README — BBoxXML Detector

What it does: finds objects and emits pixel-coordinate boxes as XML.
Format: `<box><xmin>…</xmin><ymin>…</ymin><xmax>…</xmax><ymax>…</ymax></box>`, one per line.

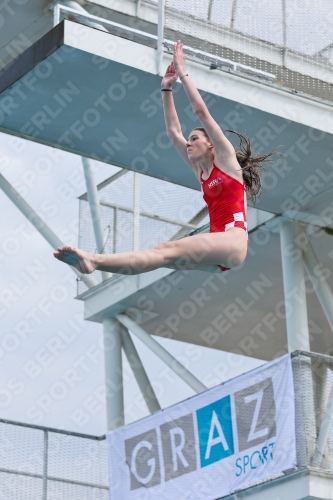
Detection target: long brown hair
<box><xmin>193</xmin><ymin>127</ymin><xmax>281</xmax><ymax>203</ymax></box>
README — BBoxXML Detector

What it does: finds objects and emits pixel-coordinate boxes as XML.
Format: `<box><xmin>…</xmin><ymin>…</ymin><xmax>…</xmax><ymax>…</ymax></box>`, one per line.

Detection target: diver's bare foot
<box><xmin>53</xmin><ymin>246</ymin><xmax>96</xmax><ymax>274</ymax></box>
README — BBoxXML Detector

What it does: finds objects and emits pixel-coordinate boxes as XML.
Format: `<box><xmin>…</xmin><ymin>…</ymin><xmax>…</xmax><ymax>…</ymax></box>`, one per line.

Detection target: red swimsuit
<box><xmin>201</xmin><ymin>164</ymin><xmax>248</xmax><ymax>271</ymax></box>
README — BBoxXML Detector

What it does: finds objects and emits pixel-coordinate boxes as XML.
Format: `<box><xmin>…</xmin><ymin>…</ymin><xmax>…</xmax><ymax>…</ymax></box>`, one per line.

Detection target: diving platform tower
<box><xmin>1</xmin><ymin>1</ymin><xmax>333</xmax><ymax>498</ymax></box>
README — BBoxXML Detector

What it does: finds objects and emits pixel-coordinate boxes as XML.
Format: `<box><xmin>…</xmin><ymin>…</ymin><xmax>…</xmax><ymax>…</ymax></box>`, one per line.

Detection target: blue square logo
<box><xmin>196</xmin><ymin>396</ymin><xmax>234</xmax><ymax>468</ymax></box>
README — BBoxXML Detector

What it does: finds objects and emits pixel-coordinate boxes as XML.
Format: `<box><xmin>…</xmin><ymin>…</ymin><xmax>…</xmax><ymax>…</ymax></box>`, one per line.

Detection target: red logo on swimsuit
<box><xmin>208</xmin><ymin>177</ymin><xmax>223</xmax><ymax>189</ymax></box>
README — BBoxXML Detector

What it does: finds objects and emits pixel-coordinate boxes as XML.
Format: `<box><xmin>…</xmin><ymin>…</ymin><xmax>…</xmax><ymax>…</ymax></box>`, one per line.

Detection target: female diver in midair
<box><xmin>54</xmin><ymin>41</ymin><xmax>275</xmax><ymax>275</ymax></box>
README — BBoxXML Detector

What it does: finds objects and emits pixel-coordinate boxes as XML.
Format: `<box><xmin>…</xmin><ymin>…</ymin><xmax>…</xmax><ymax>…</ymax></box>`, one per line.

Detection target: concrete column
<box><xmin>280</xmin><ymin>219</ymin><xmax>309</xmax><ymax>351</ymax></box>
<box><xmin>103</xmin><ymin>318</ymin><xmax>124</xmax><ymax>430</ymax></box>
<box><xmin>281</xmin><ymin>222</ymin><xmax>314</xmax><ymax>465</ymax></box>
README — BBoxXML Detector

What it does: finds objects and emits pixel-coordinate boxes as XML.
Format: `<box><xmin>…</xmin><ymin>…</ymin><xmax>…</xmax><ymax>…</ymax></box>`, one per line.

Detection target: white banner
<box><xmin>107</xmin><ymin>354</ymin><xmax>296</xmax><ymax>500</ymax></box>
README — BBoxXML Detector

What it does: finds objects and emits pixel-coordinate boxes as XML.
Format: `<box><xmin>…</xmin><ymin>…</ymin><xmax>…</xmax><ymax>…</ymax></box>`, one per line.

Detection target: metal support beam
<box><xmin>113</xmin><ymin>207</ymin><xmax>118</xmax><ymax>254</ymax></box>
<box><xmin>103</xmin><ymin>318</ymin><xmax>124</xmax><ymax>430</ymax></box>
<box><xmin>283</xmin><ymin>209</ymin><xmax>333</xmax><ymax>229</ymax></box>
<box><xmin>164</xmin><ymin>40</ymin><xmax>276</xmax><ymax>81</ymax></box>
<box><xmin>42</xmin><ymin>430</ymin><xmax>48</xmax><ymax>500</ymax></box>
<box><xmin>100</xmin><ymin>200</ymin><xmax>198</xmax><ymax>229</ymax></box>
<box><xmin>82</xmin><ymin>157</ymin><xmax>105</xmax><ymax>254</ymax></box>
<box><xmin>300</xmin><ymin>227</ymin><xmax>333</xmax><ymax>332</ymax></box>
<box><xmin>157</xmin><ymin>0</ymin><xmax>165</xmax><ymax>75</ymax></box>
<box><xmin>133</xmin><ymin>172</ymin><xmax>140</xmax><ymax>251</ymax></box>
<box><xmin>207</xmin><ymin>0</ymin><xmax>214</xmax><ymax>21</ymax></box>
<box><xmin>0</xmin><ymin>173</ymin><xmax>97</xmax><ymax>289</ymax></box>
<box><xmin>53</xmin><ymin>3</ymin><xmax>61</xmax><ymax>25</ymax></box>
<box><xmin>121</xmin><ymin>325</ymin><xmax>161</xmax><ymax>414</ymax></box>
<box><xmin>312</xmin><ymin>380</ymin><xmax>333</xmax><ymax>468</ymax></box>
<box><xmin>311</xmin><ymin>362</ymin><xmax>331</xmax><ymax>469</ymax></box>
<box><xmin>280</xmin><ymin>219</ymin><xmax>309</xmax><ymax>351</ymax></box>
<box><xmin>170</xmin><ymin>206</ymin><xmax>208</xmax><ymax>240</ymax></box>
<box><xmin>116</xmin><ymin>314</ymin><xmax>207</xmax><ymax>394</ymax></box>
<box><xmin>281</xmin><ymin>0</ymin><xmax>287</xmax><ymax>67</ymax></box>
<box><xmin>82</xmin><ymin>157</ymin><xmax>110</xmax><ymax>281</ymax></box>
<box><xmin>230</xmin><ymin>0</ymin><xmax>237</xmax><ymax>28</ymax></box>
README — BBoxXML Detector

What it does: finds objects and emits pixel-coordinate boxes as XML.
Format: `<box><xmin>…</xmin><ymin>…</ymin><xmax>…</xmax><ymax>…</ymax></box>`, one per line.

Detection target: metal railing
<box><xmin>0</xmin><ymin>419</ymin><xmax>108</xmax><ymax>499</ymax></box>
<box><xmin>77</xmin><ymin>169</ymin><xmax>209</xmax><ymax>294</ymax></box>
<box><xmin>53</xmin><ymin>3</ymin><xmax>282</xmax><ymax>81</ymax></box>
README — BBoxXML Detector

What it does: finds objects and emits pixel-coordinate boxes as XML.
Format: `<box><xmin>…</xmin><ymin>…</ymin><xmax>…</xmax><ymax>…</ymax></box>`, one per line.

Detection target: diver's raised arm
<box><xmin>161</xmin><ymin>61</ymin><xmax>198</xmax><ymax>172</ymax></box>
<box><xmin>161</xmin><ymin>62</ymin><xmax>181</xmax><ymax>137</ymax></box>
<box><xmin>173</xmin><ymin>41</ymin><xmax>235</xmax><ymax>161</ymax></box>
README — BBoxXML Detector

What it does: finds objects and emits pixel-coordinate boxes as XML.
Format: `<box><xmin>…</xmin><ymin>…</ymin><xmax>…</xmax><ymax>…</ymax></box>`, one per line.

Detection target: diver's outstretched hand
<box><xmin>173</xmin><ymin>40</ymin><xmax>186</xmax><ymax>77</ymax></box>
<box><xmin>161</xmin><ymin>61</ymin><xmax>178</xmax><ymax>89</ymax></box>
<box><xmin>53</xmin><ymin>246</ymin><xmax>96</xmax><ymax>274</ymax></box>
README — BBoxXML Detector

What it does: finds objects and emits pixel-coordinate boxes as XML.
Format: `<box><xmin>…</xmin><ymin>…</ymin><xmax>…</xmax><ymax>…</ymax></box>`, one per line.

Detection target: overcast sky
<box><xmin>0</xmin><ymin>132</ymin><xmax>266</xmax><ymax>435</ymax></box>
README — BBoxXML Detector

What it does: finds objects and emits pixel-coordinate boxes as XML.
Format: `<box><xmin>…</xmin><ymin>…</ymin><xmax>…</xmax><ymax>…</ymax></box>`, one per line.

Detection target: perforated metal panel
<box><xmin>0</xmin><ymin>423</ymin><xmax>43</xmax><ymax>475</ymax></box>
<box><xmin>0</xmin><ymin>472</ymin><xmax>43</xmax><ymax>500</ymax></box>
<box><xmin>47</xmin><ymin>480</ymin><xmax>109</xmax><ymax>500</ymax></box>
<box><xmin>47</xmin><ymin>433</ymin><xmax>108</xmax><ymax>487</ymax></box>
<box><xmin>0</xmin><ymin>422</ymin><xmax>108</xmax><ymax>500</ymax></box>
<box><xmin>165</xmin><ymin>0</ymin><xmax>333</xmax><ymax>102</ymax></box>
